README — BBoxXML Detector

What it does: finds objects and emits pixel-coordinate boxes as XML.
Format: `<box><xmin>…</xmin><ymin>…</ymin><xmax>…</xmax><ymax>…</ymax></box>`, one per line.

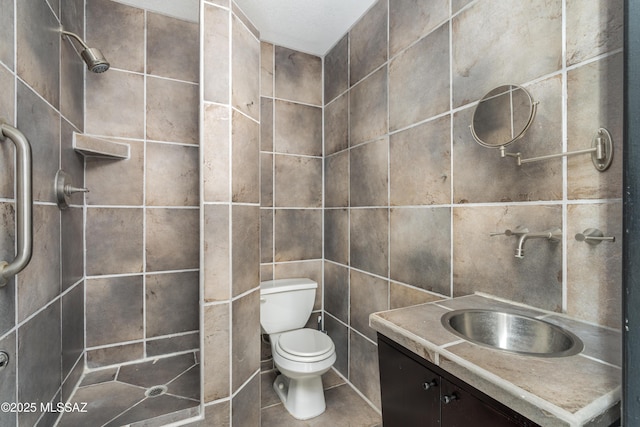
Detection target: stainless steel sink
<box><xmin>441</xmin><ymin>309</ymin><xmax>584</xmax><ymax>357</ymax></box>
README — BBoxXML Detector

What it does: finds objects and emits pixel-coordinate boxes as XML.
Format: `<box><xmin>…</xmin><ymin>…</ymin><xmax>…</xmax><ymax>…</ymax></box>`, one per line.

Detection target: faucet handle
<box><xmin>575</xmin><ymin>228</ymin><xmax>615</xmax><ymax>245</ymax></box>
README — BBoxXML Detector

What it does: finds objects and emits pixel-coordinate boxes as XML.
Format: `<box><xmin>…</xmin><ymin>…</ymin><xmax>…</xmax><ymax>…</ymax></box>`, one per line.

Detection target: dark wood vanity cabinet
<box><xmin>378</xmin><ymin>334</ymin><xmax>540</xmax><ymax>427</ymax></box>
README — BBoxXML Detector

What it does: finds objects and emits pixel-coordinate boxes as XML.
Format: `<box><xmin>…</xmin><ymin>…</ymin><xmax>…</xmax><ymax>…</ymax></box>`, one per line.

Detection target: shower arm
<box><xmin>61</xmin><ymin>30</ymin><xmax>90</xmax><ymax>51</ymax></box>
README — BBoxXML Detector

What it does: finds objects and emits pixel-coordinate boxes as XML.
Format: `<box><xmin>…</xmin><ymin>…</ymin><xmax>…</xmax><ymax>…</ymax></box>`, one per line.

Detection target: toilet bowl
<box><xmin>270</xmin><ymin>329</ymin><xmax>336</xmax><ymax>419</ymax></box>
<box><xmin>260</xmin><ymin>278</ymin><xmax>337</xmax><ymax>420</ymax></box>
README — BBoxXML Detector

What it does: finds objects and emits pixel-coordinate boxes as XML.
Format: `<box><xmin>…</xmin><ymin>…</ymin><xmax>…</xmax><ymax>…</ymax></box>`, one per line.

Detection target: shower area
<box><xmin>0</xmin><ymin>0</ymin><xmax>210</xmax><ymax>425</ymax></box>
<box><xmin>0</xmin><ymin>0</ymin><xmax>269</xmax><ymax>424</ymax></box>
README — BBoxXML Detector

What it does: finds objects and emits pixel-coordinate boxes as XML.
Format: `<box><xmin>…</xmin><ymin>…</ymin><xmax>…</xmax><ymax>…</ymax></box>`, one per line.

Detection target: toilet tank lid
<box><xmin>260</xmin><ymin>278</ymin><xmax>317</xmax><ymax>295</ymax></box>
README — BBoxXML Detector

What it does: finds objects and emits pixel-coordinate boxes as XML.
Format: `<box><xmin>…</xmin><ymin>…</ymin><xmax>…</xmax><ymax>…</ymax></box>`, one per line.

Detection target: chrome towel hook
<box><xmin>0</xmin><ymin>121</ymin><xmax>33</xmax><ymax>286</ymax></box>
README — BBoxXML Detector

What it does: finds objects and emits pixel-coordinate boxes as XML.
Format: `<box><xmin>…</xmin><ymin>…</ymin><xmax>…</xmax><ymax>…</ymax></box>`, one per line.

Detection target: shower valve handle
<box><xmin>64</xmin><ymin>184</ymin><xmax>89</xmax><ymax>196</ymax></box>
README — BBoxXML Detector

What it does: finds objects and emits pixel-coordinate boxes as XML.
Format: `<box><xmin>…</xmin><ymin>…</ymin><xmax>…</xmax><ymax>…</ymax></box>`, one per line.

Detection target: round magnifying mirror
<box><xmin>470</xmin><ymin>85</ymin><xmax>537</xmax><ymax>148</ymax></box>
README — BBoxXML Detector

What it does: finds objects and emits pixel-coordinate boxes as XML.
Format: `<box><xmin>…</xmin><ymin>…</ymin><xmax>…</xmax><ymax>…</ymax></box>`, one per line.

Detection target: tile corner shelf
<box><xmin>73</xmin><ymin>132</ymin><xmax>130</xmax><ymax>160</ymax></box>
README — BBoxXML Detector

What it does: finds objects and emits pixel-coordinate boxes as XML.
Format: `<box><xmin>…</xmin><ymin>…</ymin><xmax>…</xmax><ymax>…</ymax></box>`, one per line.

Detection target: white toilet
<box><xmin>260</xmin><ymin>278</ymin><xmax>336</xmax><ymax>420</ymax></box>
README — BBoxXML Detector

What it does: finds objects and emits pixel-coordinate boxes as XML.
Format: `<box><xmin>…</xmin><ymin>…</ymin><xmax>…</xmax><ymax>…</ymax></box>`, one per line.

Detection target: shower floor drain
<box><xmin>145</xmin><ymin>385</ymin><xmax>168</xmax><ymax>398</ymax></box>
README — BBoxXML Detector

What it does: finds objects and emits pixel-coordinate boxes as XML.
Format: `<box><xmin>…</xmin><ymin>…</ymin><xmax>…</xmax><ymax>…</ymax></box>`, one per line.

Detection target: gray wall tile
<box><xmin>62</xmin><ymin>283</ymin><xmax>84</xmax><ymax>377</ymax></box>
<box><xmin>453</xmin><ymin>205</ymin><xmax>563</xmax><ymax>311</ymax></box>
<box><xmin>146</xmin><ymin>208</ymin><xmax>199</xmax><ymax>272</ymax></box>
<box><xmin>203</xmin><ymin>205</ymin><xmax>230</xmax><ymax>302</ymax></box>
<box><xmin>146</xmin><ymin>271</ymin><xmax>199</xmax><ymax>337</ymax></box>
<box><xmin>274</xmin><ymin>155</ymin><xmax>322</xmax><ymax>207</ymax></box>
<box><xmin>232</xmin><ymin>110</ymin><xmax>260</xmax><ymax>203</ymax></box>
<box><xmin>260</xmin><ymin>97</ymin><xmax>273</xmax><ymax>151</ymax></box>
<box><xmin>86</xmin><ymin>140</ymin><xmax>144</xmax><ymax>206</ymax></box>
<box><xmin>324</xmin><ymin>93</ymin><xmax>349</xmax><ymax>155</ymax></box>
<box><xmin>275</xmin><ymin>46</ymin><xmax>322</xmax><ymax>106</ymax></box>
<box><xmin>324</xmin><ymin>35</ymin><xmax>348</xmax><ymax>103</ymax></box>
<box><xmin>147</xmin><ymin>77</ymin><xmax>199</xmax><ymax>144</ymax></box>
<box><xmin>0</xmin><ymin>0</ymin><xmax>14</xmax><ymax>70</ymax></box>
<box><xmin>567</xmin><ymin>53</ymin><xmax>623</xmax><ymax>200</ymax></box>
<box><xmin>350</xmin><ymin>270</ymin><xmax>388</xmax><ymax>340</ymax></box>
<box><xmin>203</xmin><ymin>303</ymin><xmax>230</xmax><ymax>402</ymax></box>
<box><xmin>232</xmin><ymin>374</ymin><xmax>260</xmax><ymax>426</ymax></box>
<box><xmin>261</xmin><ymin>43</ymin><xmax>274</xmax><ymax>97</ymax></box>
<box><xmin>389</xmin><ymin>0</ymin><xmax>449</xmax><ymax>57</ymax></box>
<box><xmin>0</xmin><ymin>203</ymin><xmax>15</xmax><ymax>336</ymax></box>
<box><xmin>274</xmin><ymin>100</ymin><xmax>322</xmax><ymax>156</ymax></box>
<box><xmin>0</xmin><ymin>332</ymin><xmax>16</xmax><ymax>426</ymax></box>
<box><xmin>350</xmin><ymin>208</ymin><xmax>388</xmax><ymax>278</ymax></box>
<box><xmin>86</xmin><ymin>275</ymin><xmax>143</xmax><ymax>346</ymax></box>
<box><xmin>146</xmin><ymin>142</ymin><xmax>199</xmax><ymax>206</ymax></box>
<box><xmin>17</xmin><ymin>205</ymin><xmax>61</xmax><ymax>322</ymax></box>
<box><xmin>325</xmin><ymin>151</ymin><xmax>349</xmax><ymax>208</ymax></box>
<box><xmin>390</xmin><ymin>116</ymin><xmax>451</xmax><ymax>206</ymax></box>
<box><xmin>17</xmin><ymin>303</ymin><xmax>61</xmax><ymax>427</ymax></box>
<box><xmin>203</xmin><ymin>104</ymin><xmax>230</xmax><ymax>203</ymax></box>
<box><xmin>232</xmin><ymin>205</ymin><xmax>260</xmax><ymax>297</ymax></box>
<box><xmin>389</xmin><ymin>23</ymin><xmax>449</xmax><ymax>131</ymax></box>
<box><xmin>16</xmin><ymin>82</ymin><xmax>60</xmax><ymax>203</ymax></box>
<box><xmin>350</xmin><ymin>137</ymin><xmax>388</xmax><ymax>207</ymax></box>
<box><xmin>232</xmin><ymin>291</ymin><xmax>260</xmax><ymax>392</ymax></box>
<box><xmin>16</xmin><ymin>0</ymin><xmax>60</xmax><ymax>108</ymax></box>
<box><xmin>349</xmin><ymin>332</ymin><xmax>381</xmax><ymax>408</ymax></box>
<box><xmin>567</xmin><ymin>203</ymin><xmax>622</xmax><ymax>328</ymax></box>
<box><xmin>86</xmin><ymin>69</ymin><xmax>144</xmax><ymax>138</ymax></box>
<box><xmin>566</xmin><ymin>0</ymin><xmax>623</xmax><ymax>66</ymax></box>
<box><xmin>350</xmin><ymin>0</ymin><xmax>387</xmax><ymax>85</ymax></box>
<box><xmin>203</xmin><ymin>4</ymin><xmax>229</xmax><ymax>103</ymax></box>
<box><xmin>147</xmin><ymin>12</ymin><xmax>199</xmax><ymax>82</ymax></box>
<box><xmin>232</xmin><ymin>15</ymin><xmax>259</xmax><ymax>120</ymax></box>
<box><xmin>324</xmin><ymin>262</ymin><xmax>349</xmax><ymax>323</ymax></box>
<box><xmin>86</xmin><ymin>208</ymin><xmax>143</xmax><ymax>275</ymax></box>
<box><xmin>350</xmin><ymin>67</ymin><xmax>387</xmax><ymax>147</ymax></box>
<box><xmin>325</xmin><ymin>209</ymin><xmax>349</xmax><ymax>265</ymax></box>
<box><xmin>86</xmin><ymin>0</ymin><xmax>145</xmax><ymax>73</ymax></box>
<box><xmin>274</xmin><ymin>209</ymin><xmax>322</xmax><ymax>262</ymax></box>
<box><xmin>452</xmin><ymin>0</ymin><xmax>562</xmax><ymax>107</ymax></box>
<box><xmin>390</xmin><ymin>207</ymin><xmax>451</xmax><ymax>296</ymax></box>
<box><xmin>86</xmin><ymin>343</ymin><xmax>144</xmax><ymax>369</ymax></box>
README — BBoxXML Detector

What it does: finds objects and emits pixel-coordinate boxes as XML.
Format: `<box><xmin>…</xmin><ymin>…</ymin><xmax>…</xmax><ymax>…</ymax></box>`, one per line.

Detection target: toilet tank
<box><xmin>260</xmin><ymin>278</ymin><xmax>317</xmax><ymax>334</ymax></box>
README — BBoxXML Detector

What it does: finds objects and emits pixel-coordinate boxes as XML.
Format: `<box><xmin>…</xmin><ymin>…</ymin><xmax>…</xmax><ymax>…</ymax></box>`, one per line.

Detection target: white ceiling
<box><xmin>234</xmin><ymin>0</ymin><xmax>377</xmax><ymax>56</ymax></box>
<box><xmin>111</xmin><ymin>0</ymin><xmax>199</xmax><ymax>22</ymax></box>
<box><xmin>112</xmin><ymin>0</ymin><xmax>375</xmax><ymax>56</ymax></box>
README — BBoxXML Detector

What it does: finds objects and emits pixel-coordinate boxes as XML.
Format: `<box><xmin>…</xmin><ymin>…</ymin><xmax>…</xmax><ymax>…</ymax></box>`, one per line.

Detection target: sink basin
<box><xmin>441</xmin><ymin>309</ymin><xmax>584</xmax><ymax>357</ymax></box>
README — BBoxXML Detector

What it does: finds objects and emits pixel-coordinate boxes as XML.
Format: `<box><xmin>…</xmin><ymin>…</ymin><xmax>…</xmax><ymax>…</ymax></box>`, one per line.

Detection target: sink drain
<box><xmin>145</xmin><ymin>385</ymin><xmax>167</xmax><ymax>398</ymax></box>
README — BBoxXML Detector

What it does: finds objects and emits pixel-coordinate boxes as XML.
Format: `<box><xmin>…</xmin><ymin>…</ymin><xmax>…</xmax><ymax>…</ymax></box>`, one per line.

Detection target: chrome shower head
<box><xmin>80</xmin><ymin>48</ymin><xmax>110</xmax><ymax>73</ymax></box>
<box><xmin>61</xmin><ymin>30</ymin><xmax>110</xmax><ymax>73</ymax></box>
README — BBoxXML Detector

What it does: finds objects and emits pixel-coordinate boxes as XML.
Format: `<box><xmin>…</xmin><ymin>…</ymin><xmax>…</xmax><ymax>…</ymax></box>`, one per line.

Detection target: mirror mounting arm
<box><xmin>499</xmin><ymin>128</ymin><xmax>613</xmax><ymax>172</ymax></box>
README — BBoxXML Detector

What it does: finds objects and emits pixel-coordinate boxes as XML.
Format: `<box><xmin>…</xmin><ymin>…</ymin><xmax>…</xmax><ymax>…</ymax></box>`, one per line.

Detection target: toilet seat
<box><xmin>275</xmin><ymin>329</ymin><xmax>335</xmax><ymax>363</ymax></box>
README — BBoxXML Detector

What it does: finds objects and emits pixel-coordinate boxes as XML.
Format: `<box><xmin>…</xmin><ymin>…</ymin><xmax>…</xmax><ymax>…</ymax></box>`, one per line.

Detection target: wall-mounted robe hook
<box><xmin>575</xmin><ymin>228</ymin><xmax>615</xmax><ymax>245</ymax></box>
<box><xmin>55</xmin><ymin>170</ymin><xmax>89</xmax><ymax>210</ymax></box>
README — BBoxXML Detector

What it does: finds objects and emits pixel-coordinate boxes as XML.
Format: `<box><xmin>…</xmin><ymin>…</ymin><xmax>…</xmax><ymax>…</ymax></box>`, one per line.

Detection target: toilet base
<box><xmin>273</xmin><ymin>374</ymin><xmax>326</xmax><ymax>420</ymax></box>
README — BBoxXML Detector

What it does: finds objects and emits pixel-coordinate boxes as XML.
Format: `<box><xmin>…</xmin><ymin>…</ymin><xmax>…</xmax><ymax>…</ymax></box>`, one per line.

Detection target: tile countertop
<box><xmin>369</xmin><ymin>294</ymin><xmax>621</xmax><ymax>427</ymax></box>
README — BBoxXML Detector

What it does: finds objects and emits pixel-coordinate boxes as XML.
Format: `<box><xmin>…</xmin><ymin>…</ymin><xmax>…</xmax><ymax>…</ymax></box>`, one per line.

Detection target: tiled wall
<box><xmin>81</xmin><ymin>0</ymin><xmax>200</xmax><ymax>369</ymax></box>
<box><xmin>200</xmin><ymin>0</ymin><xmax>262</xmax><ymax>424</ymax></box>
<box><xmin>0</xmin><ymin>0</ymin><xmax>86</xmax><ymax>425</ymax></box>
<box><xmin>259</xmin><ymin>43</ymin><xmax>324</xmax><ymax>347</ymax></box>
<box><xmin>323</xmin><ymin>0</ymin><xmax>623</xmax><ymax>410</ymax></box>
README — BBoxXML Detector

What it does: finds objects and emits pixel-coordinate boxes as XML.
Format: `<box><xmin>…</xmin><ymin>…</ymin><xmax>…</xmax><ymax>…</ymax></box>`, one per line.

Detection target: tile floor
<box><xmin>260</xmin><ymin>369</ymin><xmax>381</xmax><ymax>427</ymax></box>
<box><xmin>54</xmin><ymin>352</ymin><xmax>380</xmax><ymax>426</ymax></box>
<box><xmin>55</xmin><ymin>352</ymin><xmax>200</xmax><ymax>427</ymax></box>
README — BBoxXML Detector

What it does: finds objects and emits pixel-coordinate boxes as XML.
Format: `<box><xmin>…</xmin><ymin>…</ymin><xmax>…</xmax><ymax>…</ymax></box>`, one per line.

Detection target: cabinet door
<box><xmin>440</xmin><ymin>380</ymin><xmax>522</xmax><ymax>427</ymax></box>
<box><xmin>378</xmin><ymin>338</ymin><xmax>440</xmax><ymax>427</ymax></box>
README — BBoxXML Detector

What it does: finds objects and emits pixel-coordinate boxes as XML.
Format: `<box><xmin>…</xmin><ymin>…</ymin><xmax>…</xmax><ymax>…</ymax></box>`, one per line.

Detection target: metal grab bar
<box><xmin>0</xmin><ymin>122</ymin><xmax>33</xmax><ymax>286</ymax></box>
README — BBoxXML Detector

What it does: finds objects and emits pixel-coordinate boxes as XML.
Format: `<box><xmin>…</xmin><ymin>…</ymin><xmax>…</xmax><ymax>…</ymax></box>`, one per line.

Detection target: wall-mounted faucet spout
<box><xmin>515</xmin><ymin>228</ymin><xmax>562</xmax><ymax>259</ymax></box>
